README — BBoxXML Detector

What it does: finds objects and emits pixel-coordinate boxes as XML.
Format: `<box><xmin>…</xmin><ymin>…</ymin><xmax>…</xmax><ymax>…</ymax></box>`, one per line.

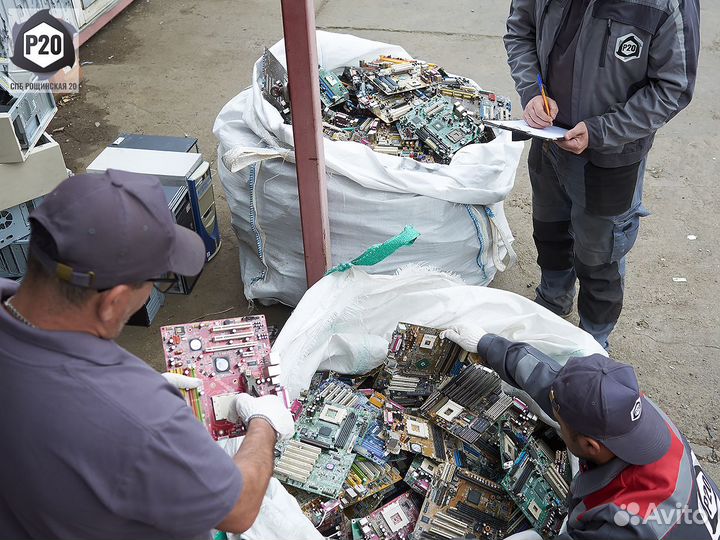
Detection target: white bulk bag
<box><xmin>214</xmin><ymin>32</ymin><xmax>524</xmax><ymax>306</ymax></box>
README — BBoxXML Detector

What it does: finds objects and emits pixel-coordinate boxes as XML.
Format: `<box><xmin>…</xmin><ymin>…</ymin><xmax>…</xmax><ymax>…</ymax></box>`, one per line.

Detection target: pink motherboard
<box><xmin>161</xmin><ymin>315</ymin><xmax>288</xmax><ymax>440</ymax></box>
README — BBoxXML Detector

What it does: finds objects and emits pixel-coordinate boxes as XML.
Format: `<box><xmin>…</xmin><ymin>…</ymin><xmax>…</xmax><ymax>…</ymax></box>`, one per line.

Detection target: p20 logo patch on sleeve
<box><xmin>615</xmin><ymin>33</ymin><xmax>643</xmax><ymax>63</ymax></box>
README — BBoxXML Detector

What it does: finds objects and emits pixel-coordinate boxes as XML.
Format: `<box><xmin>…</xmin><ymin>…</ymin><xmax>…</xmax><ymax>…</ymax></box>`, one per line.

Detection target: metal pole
<box><xmin>280</xmin><ymin>0</ymin><xmax>332</xmax><ymax>286</ymax></box>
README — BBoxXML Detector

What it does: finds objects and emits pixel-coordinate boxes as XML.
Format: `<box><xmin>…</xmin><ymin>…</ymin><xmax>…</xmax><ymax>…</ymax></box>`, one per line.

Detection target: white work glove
<box><xmin>234</xmin><ymin>394</ymin><xmax>295</xmax><ymax>441</ymax></box>
<box><xmin>440</xmin><ymin>324</ymin><xmax>488</xmax><ymax>353</ymax></box>
<box><xmin>162</xmin><ymin>372</ymin><xmax>202</xmax><ymax>389</ymax></box>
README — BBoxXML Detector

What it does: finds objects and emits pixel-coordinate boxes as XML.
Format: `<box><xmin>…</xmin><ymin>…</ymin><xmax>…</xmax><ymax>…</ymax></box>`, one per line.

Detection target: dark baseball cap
<box><xmin>551</xmin><ymin>354</ymin><xmax>671</xmax><ymax>466</ymax></box>
<box><xmin>29</xmin><ymin>170</ymin><xmax>205</xmax><ymax>290</ymax></box>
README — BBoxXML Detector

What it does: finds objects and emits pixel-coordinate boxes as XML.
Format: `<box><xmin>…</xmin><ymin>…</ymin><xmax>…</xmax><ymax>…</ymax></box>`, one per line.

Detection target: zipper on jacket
<box><xmin>600</xmin><ymin>19</ymin><xmax>612</xmax><ymax>67</ymax></box>
<box><xmin>538</xmin><ymin>0</ymin><xmax>552</xmax><ymax>42</ymax></box>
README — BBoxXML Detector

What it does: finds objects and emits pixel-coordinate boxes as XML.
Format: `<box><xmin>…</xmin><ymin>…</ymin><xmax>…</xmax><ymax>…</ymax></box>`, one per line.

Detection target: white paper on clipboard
<box><xmin>486</xmin><ymin>120</ymin><xmax>568</xmax><ymax>141</ymax></box>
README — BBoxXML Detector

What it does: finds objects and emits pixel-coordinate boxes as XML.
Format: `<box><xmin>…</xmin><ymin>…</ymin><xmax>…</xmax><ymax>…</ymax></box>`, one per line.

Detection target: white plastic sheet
<box><xmin>213</xmin><ymin>32</ymin><xmax>524</xmax><ymax>306</ymax></box>
<box><xmin>217</xmin><ymin>438</ymin><xmax>322</xmax><ymax>540</ymax></box>
<box><xmin>272</xmin><ymin>265</ymin><xmax>607</xmax><ymax>401</ymax></box>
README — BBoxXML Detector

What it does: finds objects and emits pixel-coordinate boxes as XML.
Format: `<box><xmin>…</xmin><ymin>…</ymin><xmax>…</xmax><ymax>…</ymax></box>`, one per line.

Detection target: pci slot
<box><xmin>204</xmin><ymin>341</ymin><xmax>258</xmax><ymax>353</ymax></box>
<box><xmin>429</xmin><ymin>511</ymin><xmax>470</xmax><ymax>538</ymax></box>
<box><xmin>275</xmin><ymin>440</ymin><xmax>321</xmax><ymax>483</ymax></box>
<box><xmin>211</xmin><ymin>322</ymin><xmax>252</xmax><ymax>332</ymax></box>
<box><xmin>212</xmin><ymin>331</ymin><xmax>254</xmax><ymax>341</ymax></box>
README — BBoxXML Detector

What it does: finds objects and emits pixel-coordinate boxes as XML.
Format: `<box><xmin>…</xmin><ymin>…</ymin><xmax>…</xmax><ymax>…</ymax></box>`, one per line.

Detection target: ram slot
<box><xmin>471</xmin><ymin>436</ymin><xmax>499</xmax><ymax>458</ymax></box>
<box><xmin>448</xmin><ymin>369</ymin><xmax>483</xmax><ymax>405</ymax></box>
<box><xmin>431</xmin><ymin>424</ymin><xmax>446</xmax><ymax>458</ymax></box>
<box><xmin>451</xmin><ymin>504</ymin><xmax>507</xmax><ymax>529</ymax></box>
<box><xmin>420</xmin><ymin>392</ymin><xmax>444</xmax><ymax>414</ymax></box>
<box><xmin>427</xmin><ymin>395</ymin><xmax>449</xmax><ymax>417</ymax></box>
<box><xmin>511</xmin><ymin>462</ymin><xmax>533</xmax><ymax>494</ymax></box>
<box><xmin>436</xmin><ymin>342</ymin><xmax>461</xmax><ymax>375</ymax></box>
<box><xmin>483</xmin><ymin>394</ymin><xmax>514</xmax><ymax>421</ymax></box>
<box><xmin>335</xmin><ymin>412</ymin><xmax>357</xmax><ymax>449</ymax></box>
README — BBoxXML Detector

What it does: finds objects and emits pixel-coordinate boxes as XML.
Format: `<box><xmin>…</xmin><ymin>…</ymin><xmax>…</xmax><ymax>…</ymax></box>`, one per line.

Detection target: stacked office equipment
<box><xmin>0</xmin><ymin>71</ymin><xmax>68</xmax><ymax>281</ymax></box>
<box><xmin>87</xmin><ymin>135</ymin><xmax>222</xmax><ymax>325</ymax></box>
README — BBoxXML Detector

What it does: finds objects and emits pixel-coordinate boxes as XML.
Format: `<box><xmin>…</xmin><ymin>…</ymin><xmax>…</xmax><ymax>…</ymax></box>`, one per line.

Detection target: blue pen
<box><xmin>536</xmin><ymin>73</ymin><xmax>551</xmax><ymax>117</ymax></box>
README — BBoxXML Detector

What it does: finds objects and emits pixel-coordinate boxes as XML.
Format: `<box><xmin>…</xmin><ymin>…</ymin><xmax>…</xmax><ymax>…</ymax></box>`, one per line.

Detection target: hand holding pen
<box><xmin>523</xmin><ymin>73</ymin><xmax>558</xmax><ymax>129</ymax></box>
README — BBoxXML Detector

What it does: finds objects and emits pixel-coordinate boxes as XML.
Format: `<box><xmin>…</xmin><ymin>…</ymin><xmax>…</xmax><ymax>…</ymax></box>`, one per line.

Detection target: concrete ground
<box><xmin>50</xmin><ymin>0</ymin><xmax>720</xmax><ymax>476</ymax></box>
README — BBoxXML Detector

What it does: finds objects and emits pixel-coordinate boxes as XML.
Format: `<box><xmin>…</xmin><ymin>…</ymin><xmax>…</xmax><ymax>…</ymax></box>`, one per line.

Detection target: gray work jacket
<box><xmin>478</xmin><ymin>334</ymin><xmax>720</xmax><ymax>539</ymax></box>
<box><xmin>504</xmin><ymin>0</ymin><xmax>700</xmax><ymax>167</ymax></box>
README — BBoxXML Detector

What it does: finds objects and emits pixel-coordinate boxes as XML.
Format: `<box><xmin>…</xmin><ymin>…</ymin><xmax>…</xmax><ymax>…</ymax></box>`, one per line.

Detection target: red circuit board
<box><xmin>161</xmin><ymin>315</ymin><xmax>287</xmax><ymax>440</ymax></box>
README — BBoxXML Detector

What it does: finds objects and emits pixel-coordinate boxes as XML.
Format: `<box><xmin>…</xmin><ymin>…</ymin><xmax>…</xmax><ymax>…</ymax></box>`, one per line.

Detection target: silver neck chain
<box><xmin>3</xmin><ymin>296</ymin><xmax>35</xmax><ymax>328</ymax></box>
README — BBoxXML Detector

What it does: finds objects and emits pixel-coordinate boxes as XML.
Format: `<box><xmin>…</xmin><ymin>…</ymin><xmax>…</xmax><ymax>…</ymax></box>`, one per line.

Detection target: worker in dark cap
<box><xmin>0</xmin><ymin>170</ymin><xmax>294</xmax><ymax>539</ymax></box>
<box><xmin>443</xmin><ymin>325</ymin><xmax>720</xmax><ymax>540</ymax></box>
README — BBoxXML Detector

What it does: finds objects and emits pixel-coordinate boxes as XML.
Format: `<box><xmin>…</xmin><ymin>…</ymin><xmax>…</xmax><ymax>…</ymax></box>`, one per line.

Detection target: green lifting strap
<box><xmin>325</xmin><ymin>226</ymin><xmax>421</xmax><ymax>275</ymax></box>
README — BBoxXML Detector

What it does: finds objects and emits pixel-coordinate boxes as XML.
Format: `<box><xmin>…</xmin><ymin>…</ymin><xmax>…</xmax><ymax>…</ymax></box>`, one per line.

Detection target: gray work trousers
<box><xmin>528</xmin><ymin>139</ymin><xmax>649</xmax><ymax>349</ymax></box>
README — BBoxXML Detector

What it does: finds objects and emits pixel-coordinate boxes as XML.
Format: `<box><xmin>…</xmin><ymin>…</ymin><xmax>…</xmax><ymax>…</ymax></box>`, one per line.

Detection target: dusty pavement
<box><xmin>50</xmin><ymin>0</ymin><xmax>720</xmax><ymax>476</ymax></box>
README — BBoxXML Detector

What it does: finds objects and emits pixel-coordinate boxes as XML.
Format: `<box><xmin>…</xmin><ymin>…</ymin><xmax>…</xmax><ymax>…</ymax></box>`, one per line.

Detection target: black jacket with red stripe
<box><xmin>477</xmin><ymin>334</ymin><xmax>720</xmax><ymax>539</ymax></box>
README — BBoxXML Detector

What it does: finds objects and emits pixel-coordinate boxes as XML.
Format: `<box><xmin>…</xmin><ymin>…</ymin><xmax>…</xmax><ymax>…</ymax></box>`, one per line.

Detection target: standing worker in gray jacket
<box><xmin>504</xmin><ymin>0</ymin><xmax>700</xmax><ymax>348</ymax></box>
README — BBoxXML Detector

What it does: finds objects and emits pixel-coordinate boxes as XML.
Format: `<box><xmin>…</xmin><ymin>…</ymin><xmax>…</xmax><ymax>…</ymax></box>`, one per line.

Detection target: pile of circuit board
<box><xmin>278</xmin><ymin>323</ymin><xmax>572</xmax><ymax>540</ymax></box>
<box><xmin>261</xmin><ymin>50</ymin><xmax>512</xmax><ymax>164</ymax></box>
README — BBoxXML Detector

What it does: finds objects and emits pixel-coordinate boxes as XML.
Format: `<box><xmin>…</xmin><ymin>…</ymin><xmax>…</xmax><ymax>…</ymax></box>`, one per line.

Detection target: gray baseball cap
<box><xmin>30</xmin><ymin>169</ymin><xmax>205</xmax><ymax>290</ymax></box>
<box><xmin>550</xmin><ymin>354</ymin><xmax>671</xmax><ymax>466</ymax></box>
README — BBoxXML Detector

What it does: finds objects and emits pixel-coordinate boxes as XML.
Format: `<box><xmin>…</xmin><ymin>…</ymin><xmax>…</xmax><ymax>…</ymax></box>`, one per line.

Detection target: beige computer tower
<box><xmin>0</xmin><ymin>132</ymin><xmax>69</xmax><ymax>210</ymax></box>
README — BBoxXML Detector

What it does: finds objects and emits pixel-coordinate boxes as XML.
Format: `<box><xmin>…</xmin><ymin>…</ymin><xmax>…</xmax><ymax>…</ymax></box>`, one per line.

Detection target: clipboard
<box><xmin>485</xmin><ymin>119</ymin><xmax>568</xmax><ymax>141</ymax></box>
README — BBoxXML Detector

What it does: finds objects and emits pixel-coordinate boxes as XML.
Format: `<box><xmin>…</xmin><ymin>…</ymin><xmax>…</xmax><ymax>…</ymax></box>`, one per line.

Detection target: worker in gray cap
<box><xmin>444</xmin><ymin>325</ymin><xmax>720</xmax><ymax>540</ymax></box>
<box><xmin>0</xmin><ymin>170</ymin><xmax>294</xmax><ymax>539</ymax></box>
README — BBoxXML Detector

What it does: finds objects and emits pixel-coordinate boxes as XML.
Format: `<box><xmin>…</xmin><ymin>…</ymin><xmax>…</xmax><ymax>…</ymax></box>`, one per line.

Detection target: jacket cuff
<box><xmin>477</xmin><ymin>333</ymin><xmax>499</xmax><ymax>358</ymax></box>
<box><xmin>584</xmin><ymin>116</ymin><xmax>604</xmax><ymax>149</ymax></box>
